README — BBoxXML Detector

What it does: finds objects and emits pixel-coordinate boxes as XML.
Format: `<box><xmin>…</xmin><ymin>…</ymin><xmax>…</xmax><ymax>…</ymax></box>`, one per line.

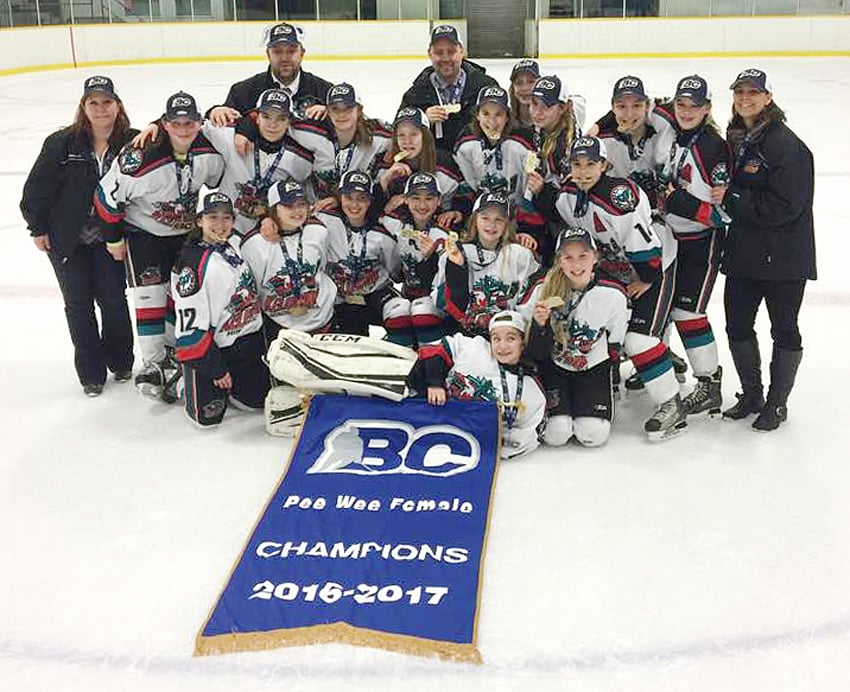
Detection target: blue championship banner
<box><xmin>195</xmin><ymin>394</ymin><xmax>501</xmax><ymax>663</ymax></box>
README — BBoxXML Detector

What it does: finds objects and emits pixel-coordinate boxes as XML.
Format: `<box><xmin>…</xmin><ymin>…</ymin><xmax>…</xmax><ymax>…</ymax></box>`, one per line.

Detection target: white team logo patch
<box><xmin>346</xmin><ymin>172</ymin><xmax>370</xmax><ymax>187</ymax></box>
<box><xmin>170</xmin><ymin>95</ymin><xmax>194</xmax><ymax>109</ymax></box>
<box><xmin>176</xmin><ymin>266</ymin><xmax>197</xmax><ymax>297</ymax></box>
<box><xmin>610</xmin><ymin>184</ymin><xmax>636</xmax><ymax>211</ymax></box>
<box><xmin>617</xmin><ymin>77</ymin><xmax>640</xmax><ymax>90</ymax></box>
<box><xmin>481</xmin><ymin>86</ymin><xmax>505</xmax><ymax>100</ymax></box>
<box><xmin>535</xmin><ymin>79</ymin><xmax>557</xmax><ymax>91</ymax></box>
<box><xmin>679</xmin><ymin>78</ymin><xmax>703</xmax><ymax>90</ymax></box>
<box><xmin>737</xmin><ymin>69</ymin><xmax>763</xmax><ymax>79</ymax></box>
<box><xmin>574</xmin><ymin>136</ymin><xmax>596</xmax><ymax>149</ymax></box>
<box><xmin>410</xmin><ymin>173</ymin><xmax>433</xmax><ymax>187</ymax></box>
<box><xmin>87</xmin><ymin>76</ymin><xmax>110</xmax><ymax>87</ymax></box>
<box><xmin>308</xmin><ymin>420</ymin><xmax>480</xmax><ymax>477</ymax></box>
<box><xmin>265</xmin><ymin>91</ymin><xmax>288</xmax><ymax>103</ymax></box>
<box><xmin>283</xmin><ymin>180</ymin><xmax>302</xmax><ymax>194</ymax></box>
<box><xmin>329</xmin><ymin>85</ymin><xmax>352</xmax><ymax>98</ymax></box>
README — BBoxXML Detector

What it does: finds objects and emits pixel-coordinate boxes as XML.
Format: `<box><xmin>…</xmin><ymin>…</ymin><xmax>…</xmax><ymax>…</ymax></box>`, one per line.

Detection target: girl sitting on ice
<box><xmin>416</xmin><ymin>310</ymin><xmax>546</xmax><ymax>459</ymax></box>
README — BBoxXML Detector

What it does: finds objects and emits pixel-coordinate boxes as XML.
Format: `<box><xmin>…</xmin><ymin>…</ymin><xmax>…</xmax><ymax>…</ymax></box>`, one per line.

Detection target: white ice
<box><xmin>1</xmin><ymin>56</ymin><xmax>849</xmax><ymax>692</ymax></box>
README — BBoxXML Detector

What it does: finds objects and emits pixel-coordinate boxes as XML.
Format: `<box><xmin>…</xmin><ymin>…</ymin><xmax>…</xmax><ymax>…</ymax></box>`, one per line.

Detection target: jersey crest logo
<box><xmin>119</xmin><ymin>147</ymin><xmax>143</xmax><ymax>175</ymax></box>
<box><xmin>176</xmin><ymin>265</ymin><xmax>198</xmax><ymax>297</ymax></box>
<box><xmin>710</xmin><ymin>162</ymin><xmax>729</xmax><ymax>186</ymax></box>
<box><xmin>610</xmin><ymin>184</ymin><xmax>636</xmax><ymax>211</ymax></box>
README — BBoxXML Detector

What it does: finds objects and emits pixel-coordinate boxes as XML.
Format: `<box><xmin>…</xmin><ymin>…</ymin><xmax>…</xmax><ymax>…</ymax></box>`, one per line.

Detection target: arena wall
<box><xmin>0</xmin><ymin>15</ymin><xmax>847</xmax><ymax>77</ymax></box>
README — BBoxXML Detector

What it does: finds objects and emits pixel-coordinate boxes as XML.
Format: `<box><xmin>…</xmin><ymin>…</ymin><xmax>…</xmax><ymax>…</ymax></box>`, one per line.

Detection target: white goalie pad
<box><xmin>265</xmin><ymin>385</ymin><xmax>306</xmax><ymax>437</ymax></box>
<box><xmin>267</xmin><ymin>329</ymin><xmax>417</xmax><ymax>402</ymax></box>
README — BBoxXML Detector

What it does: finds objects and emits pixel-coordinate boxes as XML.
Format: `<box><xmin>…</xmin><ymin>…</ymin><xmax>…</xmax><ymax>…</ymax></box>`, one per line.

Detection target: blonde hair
<box><xmin>538</xmin><ymin>264</ymin><xmax>572</xmax><ymax>346</ymax></box>
<box><xmin>541</xmin><ymin>102</ymin><xmax>577</xmax><ymax>163</ymax></box>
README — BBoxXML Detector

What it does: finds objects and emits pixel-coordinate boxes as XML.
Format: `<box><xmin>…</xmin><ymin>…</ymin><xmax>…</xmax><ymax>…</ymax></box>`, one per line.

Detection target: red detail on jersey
<box><xmin>176</xmin><ymin>330</ymin><xmax>213</xmax><ymax>361</ymax></box>
<box><xmin>695</xmin><ymin>201</ymin><xmax>714</xmax><ymax>227</ymax></box>
<box><xmin>93</xmin><ymin>192</ymin><xmax>123</xmax><ymax>224</ymax></box>
<box><xmin>681</xmin><ymin>163</ymin><xmax>692</xmax><ymax>184</ymax></box>
<box><xmin>418</xmin><ymin>342</ymin><xmax>452</xmax><ymax>368</ymax></box>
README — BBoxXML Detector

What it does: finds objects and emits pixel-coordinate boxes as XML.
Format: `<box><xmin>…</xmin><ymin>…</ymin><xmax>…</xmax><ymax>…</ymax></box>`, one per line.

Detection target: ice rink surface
<box><xmin>1</xmin><ymin>55</ymin><xmax>849</xmax><ymax>692</ymax></box>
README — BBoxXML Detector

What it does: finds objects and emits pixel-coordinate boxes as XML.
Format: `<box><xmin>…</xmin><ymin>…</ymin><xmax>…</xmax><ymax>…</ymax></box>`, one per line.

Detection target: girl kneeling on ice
<box><xmin>172</xmin><ymin>192</ymin><xmax>268</xmax><ymax>427</ymax></box>
<box><xmin>526</xmin><ymin>227</ymin><xmax>629</xmax><ymax>447</ymax></box>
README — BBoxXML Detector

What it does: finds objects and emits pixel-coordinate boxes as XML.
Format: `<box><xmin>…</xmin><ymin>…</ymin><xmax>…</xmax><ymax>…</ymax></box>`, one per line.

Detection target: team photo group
<box><xmin>20</xmin><ymin>20</ymin><xmax>816</xmax><ymax>457</ymax></box>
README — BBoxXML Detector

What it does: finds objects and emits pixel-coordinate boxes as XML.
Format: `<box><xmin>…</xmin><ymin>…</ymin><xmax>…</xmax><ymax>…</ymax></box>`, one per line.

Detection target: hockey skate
<box><xmin>682</xmin><ymin>366</ymin><xmax>722</xmax><ymax>418</ymax></box>
<box><xmin>135</xmin><ymin>349</ymin><xmax>182</xmax><ymax>403</ymax></box>
<box><xmin>625</xmin><ymin>351</ymin><xmax>688</xmax><ymax>392</ymax></box>
<box><xmin>644</xmin><ymin>393</ymin><xmax>688</xmax><ymax>441</ymax></box>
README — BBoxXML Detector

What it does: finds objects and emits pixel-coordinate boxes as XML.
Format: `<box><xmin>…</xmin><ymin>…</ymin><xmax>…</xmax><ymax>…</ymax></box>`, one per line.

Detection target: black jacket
<box><xmin>400</xmin><ymin>60</ymin><xmax>497</xmax><ymax>153</ymax></box>
<box><xmin>211</xmin><ymin>67</ymin><xmax>333</xmax><ymax>118</ymax></box>
<box><xmin>20</xmin><ymin>125</ymin><xmax>137</xmax><ymax>264</ymax></box>
<box><xmin>722</xmin><ymin>119</ymin><xmax>816</xmax><ymax>281</ymax></box>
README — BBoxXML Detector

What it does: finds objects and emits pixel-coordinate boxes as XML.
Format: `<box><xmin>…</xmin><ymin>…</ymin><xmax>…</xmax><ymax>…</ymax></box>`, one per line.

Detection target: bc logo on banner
<box><xmin>195</xmin><ymin>394</ymin><xmax>501</xmax><ymax>663</ymax></box>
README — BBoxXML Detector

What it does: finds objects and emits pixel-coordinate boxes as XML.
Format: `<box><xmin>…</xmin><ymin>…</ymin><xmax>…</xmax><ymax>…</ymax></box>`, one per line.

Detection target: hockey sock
<box><xmin>674</xmin><ymin>312</ymin><xmax>719</xmax><ymax>378</ymax></box>
<box><xmin>132</xmin><ymin>283</ymin><xmax>168</xmax><ymax>364</ymax></box>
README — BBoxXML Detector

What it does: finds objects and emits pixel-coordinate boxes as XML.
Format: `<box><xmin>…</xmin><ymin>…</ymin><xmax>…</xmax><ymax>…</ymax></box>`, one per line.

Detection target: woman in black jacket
<box><xmin>20</xmin><ymin>76</ymin><xmax>137</xmax><ymax>397</ymax></box>
<box><xmin>719</xmin><ymin>69</ymin><xmax>816</xmax><ymax>431</ymax></box>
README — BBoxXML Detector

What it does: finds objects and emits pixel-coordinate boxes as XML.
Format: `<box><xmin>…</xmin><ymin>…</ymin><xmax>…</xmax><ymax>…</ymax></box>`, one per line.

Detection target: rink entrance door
<box><xmin>465</xmin><ymin>0</ymin><xmax>529</xmax><ymax>58</ymax></box>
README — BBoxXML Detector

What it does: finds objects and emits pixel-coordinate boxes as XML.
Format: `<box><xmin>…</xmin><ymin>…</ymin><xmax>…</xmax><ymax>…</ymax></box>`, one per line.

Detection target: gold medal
<box><xmin>393</xmin><ymin>150</ymin><xmax>410</xmax><ymax>163</ymax></box>
<box><xmin>400</xmin><ymin>227</ymin><xmax>420</xmax><ymax>239</ymax></box>
<box><xmin>345</xmin><ymin>295</ymin><xmax>367</xmax><ymax>306</ymax></box>
<box><xmin>524</xmin><ymin>152</ymin><xmax>539</xmax><ymax>174</ymax></box>
<box><xmin>443</xmin><ymin>103</ymin><xmax>461</xmax><ymax>114</ymax></box>
<box><xmin>289</xmin><ymin>306</ymin><xmax>308</xmax><ymax>317</ymax></box>
<box><xmin>543</xmin><ymin>296</ymin><xmax>565</xmax><ymax>309</ymax></box>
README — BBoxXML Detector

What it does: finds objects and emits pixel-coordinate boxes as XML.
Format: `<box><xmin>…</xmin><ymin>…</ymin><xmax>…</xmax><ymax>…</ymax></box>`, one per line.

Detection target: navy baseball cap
<box><xmin>430</xmin><ymin>24</ymin><xmax>461</xmax><ymax>46</ymax></box>
<box><xmin>83</xmin><ymin>75</ymin><xmax>118</xmax><ymax>100</ymax></box>
<box><xmin>165</xmin><ymin>91</ymin><xmax>201</xmax><ymax>121</ymax></box>
<box><xmin>404</xmin><ymin>172</ymin><xmax>441</xmax><ymax>197</ymax></box>
<box><xmin>569</xmin><ymin>136</ymin><xmax>607</xmax><ymax>162</ymax></box>
<box><xmin>256</xmin><ymin>89</ymin><xmax>292</xmax><ymax>116</ymax></box>
<box><xmin>201</xmin><ymin>192</ymin><xmax>234</xmax><ymax>216</ymax></box>
<box><xmin>612</xmin><ymin>75</ymin><xmax>647</xmax><ymax>101</ymax></box>
<box><xmin>472</xmin><ymin>191</ymin><xmax>510</xmax><ymax>216</ymax></box>
<box><xmin>476</xmin><ymin>85</ymin><xmax>509</xmax><ymax>111</ymax></box>
<box><xmin>266</xmin><ymin>22</ymin><xmax>302</xmax><ymax>48</ymax></box>
<box><xmin>511</xmin><ymin>59</ymin><xmax>540</xmax><ymax>81</ymax></box>
<box><xmin>394</xmin><ymin>106</ymin><xmax>428</xmax><ymax>129</ymax></box>
<box><xmin>729</xmin><ymin>68</ymin><xmax>773</xmax><ymax>93</ymax></box>
<box><xmin>326</xmin><ymin>82</ymin><xmax>361</xmax><ymax>108</ymax></box>
<box><xmin>268</xmin><ymin>179</ymin><xmax>307</xmax><ymax>207</ymax></box>
<box><xmin>339</xmin><ymin>170</ymin><xmax>373</xmax><ymax>197</ymax></box>
<box><xmin>531</xmin><ymin>75</ymin><xmax>569</xmax><ymax>107</ymax></box>
<box><xmin>675</xmin><ymin>75</ymin><xmax>711</xmax><ymax>106</ymax></box>
<box><xmin>556</xmin><ymin>225</ymin><xmax>597</xmax><ymax>251</ymax></box>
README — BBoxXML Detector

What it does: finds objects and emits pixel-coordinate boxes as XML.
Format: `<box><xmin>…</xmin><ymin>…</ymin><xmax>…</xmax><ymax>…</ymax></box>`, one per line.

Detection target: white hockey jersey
<box><xmin>434</xmin><ymin>241</ymin><xmax>539</xmax><ymax>336</ymax></box>
<box><xmin>240</xmin><ymin>219</ymin><xmax>337</xmax><ymax>332</ymax></box>
<box><xmin>318</xmin><ymin>209</ymin><xmax>398</xmax><ymax>301</ymax></box>
<box><xmin>375</xmin><ymin>150</ymin><xmax>462</xmax><ymax>212</ymax></box>
<box><xmin>594</xmin><ymin>106</ymin><xmax>675</xmax><ymax>209</ymax></box>
<box><xmin>201</xmin><ymin>122</ymin><xmax>309</xmax><ymax>235</ymax></box>
<box><xmin>419</xmin><ymin>334</ymin><xmax>546</xmax><ymax>459</ymax></box>
<box><xmin>380</xmin><ymin>210</ymin><xmax>448</xmax><ymax>299</ymax></box>
<box><xmin>95</xmin><ymin>134</ymin><xmax>225</xmax><ymax>240</ymax></box>
<box><xmin>654</xmin><ymin>104</ymin><xmax>729</xmax><ymax>239</ymax></box>
<box><xmin>555</xmin><ymin>176</ymin><xmax>671</xmax><ymax>286</ymax></box>
<box><xmin>286</xmin><ymin>118</ymin><xmax>392</xmax><ymax>200</ymax></box>
<box><xmin>453</xmin><ymin>128</ymin><xmax>536</xmax><ymax>207</ymax></box>
<box><xmin>172</xmin><ymin>236</ymin><xmax>263</xmax><ymax>370</ymax></box>
<box><xmin>525</xmin><ymin>276</ymin><xmax>629</xmax><ymax>372</ymax></box>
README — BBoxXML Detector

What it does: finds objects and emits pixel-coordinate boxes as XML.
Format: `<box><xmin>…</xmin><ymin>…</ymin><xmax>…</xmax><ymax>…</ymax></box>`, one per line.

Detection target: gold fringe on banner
<box><xmin>194</xmin><ymin>621</ymin><xmax>482</xmax><ymax>664</ymax></box>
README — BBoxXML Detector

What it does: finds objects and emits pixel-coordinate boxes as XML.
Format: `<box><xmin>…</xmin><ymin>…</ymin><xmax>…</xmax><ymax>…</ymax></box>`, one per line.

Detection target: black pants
<box><xmin>724</xmin><ymin>276</ymin><xmax>807</xmax><ymax>351</ymax></box>
<box><xmin>50</xmin><ymin>243</ymin><xmax>134</xmax><ymax>387</ymax></box>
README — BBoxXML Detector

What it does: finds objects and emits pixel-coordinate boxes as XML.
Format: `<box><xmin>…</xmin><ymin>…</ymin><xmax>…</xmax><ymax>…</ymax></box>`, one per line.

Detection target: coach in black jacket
<box><xmin>400</xmin><ymin>24</ymin><xmax>497</xmax><ymax>153</ymax></box>
<box><xmin>21</xmin><ymin>77</ymin><xmax>137</xmax><ymax>397</ymax></box>
<box><xmin>719</xmin><ymin>69</ymin><xmax>816</xmax><ymax>432</ymax></box>
<box><xmin>207</xmin><ymin>22</ymin><xmax>332</xmax><ymax>125</ymax></box>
